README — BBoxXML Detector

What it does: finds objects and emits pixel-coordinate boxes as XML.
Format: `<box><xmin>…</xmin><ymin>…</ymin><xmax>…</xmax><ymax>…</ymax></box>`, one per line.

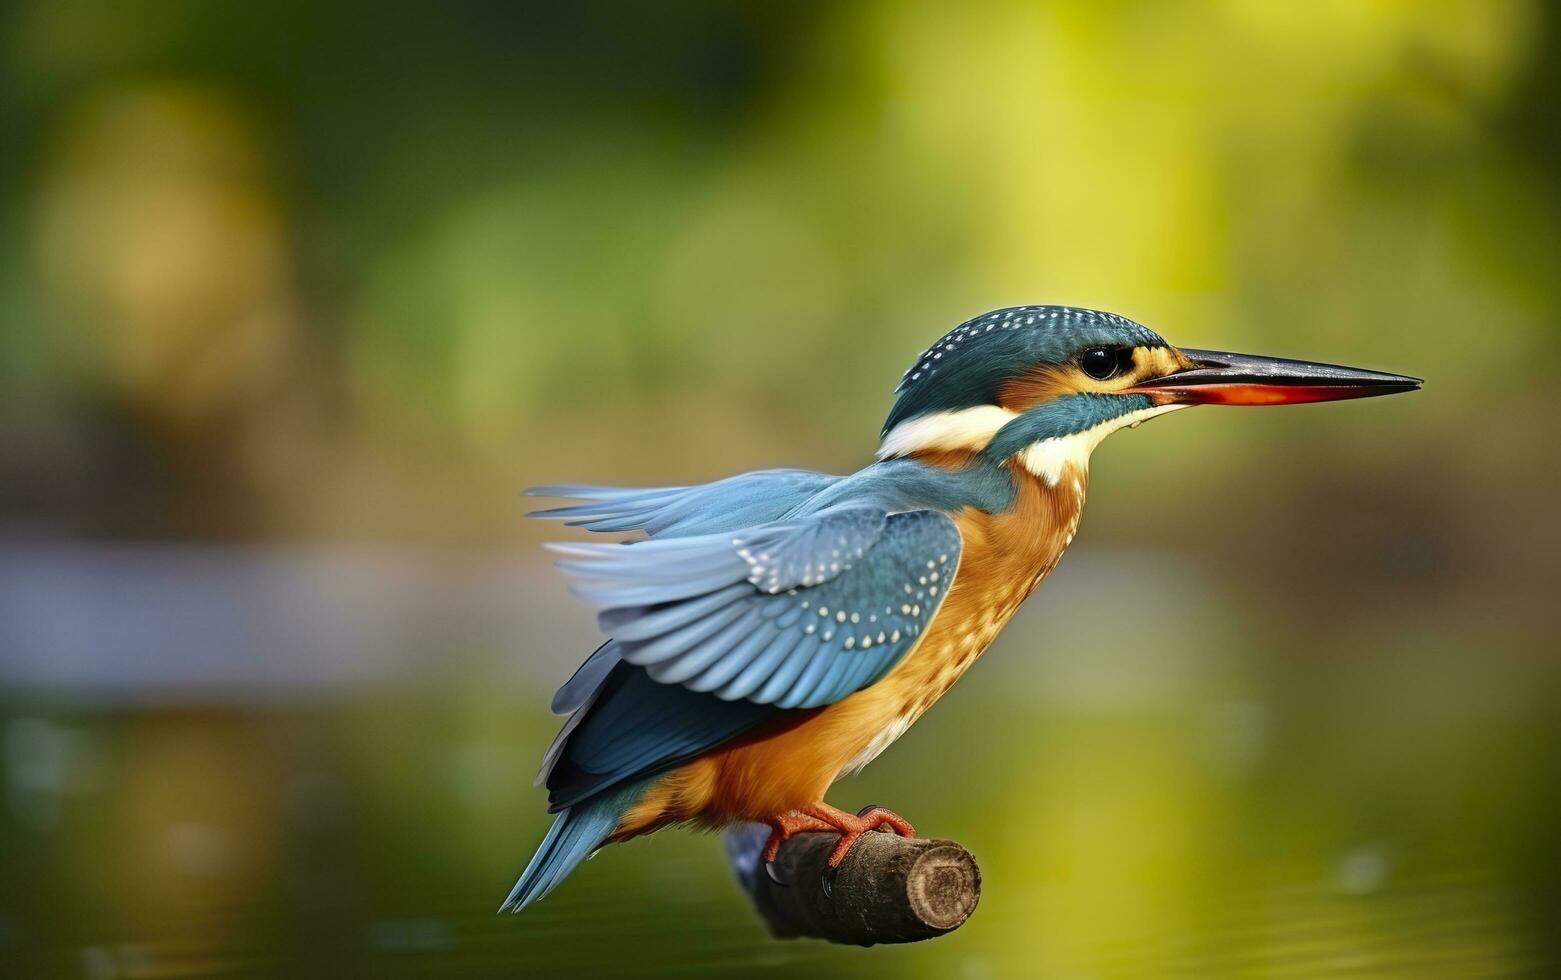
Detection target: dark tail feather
<box><xmin>498</xmin><ymin>782</ymin><xmax>645</xmax><ymax>913</ymax></box>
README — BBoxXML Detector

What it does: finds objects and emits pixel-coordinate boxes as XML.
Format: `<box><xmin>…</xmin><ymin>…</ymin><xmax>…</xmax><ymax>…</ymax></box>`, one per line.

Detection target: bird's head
<box><xmin>878</xmin><ymin>306</ymin><xmax>1420</xmax><ymax>484</ymax></box>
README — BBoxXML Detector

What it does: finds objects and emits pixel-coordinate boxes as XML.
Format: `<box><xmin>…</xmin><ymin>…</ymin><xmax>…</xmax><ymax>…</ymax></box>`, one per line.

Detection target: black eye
<box><xmin>1080</xmin><ymin>347</ymin><xmax>1119</xmax><ymax>381</ymax></box>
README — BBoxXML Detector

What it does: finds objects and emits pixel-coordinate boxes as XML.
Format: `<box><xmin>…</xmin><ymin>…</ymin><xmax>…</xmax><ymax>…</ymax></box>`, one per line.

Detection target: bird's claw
<box><xmin>857</xmin><ymin>803</ymin><xmax>889</xmax><ymax>820</ymax></box>
<box><xmin>761</xmin><ymin>809</ymin><xmax>835</xmax><ymax>871</ymax></box>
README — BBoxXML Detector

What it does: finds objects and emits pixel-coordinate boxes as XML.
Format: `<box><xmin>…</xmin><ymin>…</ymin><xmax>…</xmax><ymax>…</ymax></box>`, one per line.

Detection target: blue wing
<box><xmin>539</xmin><ymin>506</ymin><xmax>962</xmax><ymax>811</ymax></box>
<box><xmin>553</xmin><ymin>507</ymin><xmax>960</xmax><ymax>710</ymax></box>
<box><xmin>528</xmin><ymin>460</ymin><xmax>1010</xmax><ymax>717</ymax></box>
<box><xmin>526</xmin><ymin>469</ymin><xmax>838</xmax><ymax>538</ymax></box>
<box><xmin>530</xmin><ymin>469</ymin><xmax>839</xmax><ymax>712</ymax></box>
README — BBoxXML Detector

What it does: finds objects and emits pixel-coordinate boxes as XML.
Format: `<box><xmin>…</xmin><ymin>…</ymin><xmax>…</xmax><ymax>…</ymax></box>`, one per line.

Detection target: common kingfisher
<box><xmin>502</xmin><ymin>305</ymin><xmax>1419</xmax><ymax>911</ymax></box>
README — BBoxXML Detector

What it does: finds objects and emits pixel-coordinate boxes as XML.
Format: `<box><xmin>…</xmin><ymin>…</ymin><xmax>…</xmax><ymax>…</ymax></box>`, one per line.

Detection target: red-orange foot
<box><xmin>802</xmin><ymin>802</ymin><xmax>916</xmax><ymax>867</ymax></box>
<box><xmin>761</xmin><ymin>810</ymin><xmax>836</xmax><ymax>864</ymax></box>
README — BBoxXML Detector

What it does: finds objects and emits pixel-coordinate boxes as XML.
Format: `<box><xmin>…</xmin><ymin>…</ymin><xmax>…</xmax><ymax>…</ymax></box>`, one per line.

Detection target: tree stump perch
<box><xmin>724</xmin><ymin>822</ymin><xmax>981</xmax><ymax>946</ymax></box>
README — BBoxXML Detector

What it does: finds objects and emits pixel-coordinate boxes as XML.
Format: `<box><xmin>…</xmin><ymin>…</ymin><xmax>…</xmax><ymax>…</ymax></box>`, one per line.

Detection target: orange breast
<box><xmin>613</xmin><ymin>458</ymin><xmax>1086</xmax><ymax>839</ymax></box>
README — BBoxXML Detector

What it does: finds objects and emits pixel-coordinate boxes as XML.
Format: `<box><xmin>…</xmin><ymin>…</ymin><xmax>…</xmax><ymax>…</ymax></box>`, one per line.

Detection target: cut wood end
<box><xmin>905</xmin><ymin>842</ymin><xmax>981</xmax><ymax>930</ymax></box>
<box><xmin>725</xmin><ymin>824</ymin><xmax>981</xmax><ymax>946</ymax></box>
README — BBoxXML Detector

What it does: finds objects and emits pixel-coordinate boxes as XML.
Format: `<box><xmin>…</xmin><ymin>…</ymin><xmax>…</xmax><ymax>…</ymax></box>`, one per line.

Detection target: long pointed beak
<box><xmin>1129</xmin><ymin>348</ymin><xmax>1422</xmax><ymax>406</ymax></box>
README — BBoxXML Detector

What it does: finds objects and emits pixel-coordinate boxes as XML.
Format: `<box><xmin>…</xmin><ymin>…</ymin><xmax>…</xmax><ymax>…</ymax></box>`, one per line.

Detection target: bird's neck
<box><xmin>908</xmin><ymin>449</ymin><xmax>1089</xmax><ymax>601</ymax></box>
<box><xmin>860</xmin><ymin>451</ymin><xmax>1084</xmax><ymax>721</ymax></box>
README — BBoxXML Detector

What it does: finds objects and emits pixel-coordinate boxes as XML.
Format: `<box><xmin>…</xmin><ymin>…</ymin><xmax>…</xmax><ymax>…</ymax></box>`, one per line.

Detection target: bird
<box><xmin>500</xmin><ymin>304</ymin><xmax>1420</xmax><ymax>911</ymax></box>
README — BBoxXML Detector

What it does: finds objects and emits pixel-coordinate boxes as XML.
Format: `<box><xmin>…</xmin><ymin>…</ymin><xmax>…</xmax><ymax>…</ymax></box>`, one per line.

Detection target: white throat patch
<box><xmin>876</xmin><ymin>405</ymin><xmax>1019</xmax><ymax>460</ymax></box>
<box><xmin>877</xmin><ymin>402</ymin><xmax>1188</xmax><ymax>483</ymax></box>
<box><xmin>1017</xmin><ymin>404</ymin><xmax>1187</xmax><ymax>485</ymax></box>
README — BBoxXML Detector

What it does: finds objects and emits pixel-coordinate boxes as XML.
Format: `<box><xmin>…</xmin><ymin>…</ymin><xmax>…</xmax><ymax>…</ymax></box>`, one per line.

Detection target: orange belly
<box><xmin>612</xmin><ymin>458</ymin><xmax>1084</xmax><ymax>840</ymax></box>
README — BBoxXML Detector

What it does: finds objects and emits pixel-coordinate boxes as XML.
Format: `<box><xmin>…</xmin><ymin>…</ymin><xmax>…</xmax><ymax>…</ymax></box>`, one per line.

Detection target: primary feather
<box><xmin>526</xmin><ymin>469</ymin><xmax>838</xmax><ymax>538</ymax></box>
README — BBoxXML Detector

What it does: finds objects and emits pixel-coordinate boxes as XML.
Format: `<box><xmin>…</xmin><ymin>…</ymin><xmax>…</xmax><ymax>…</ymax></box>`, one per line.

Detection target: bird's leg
<box><xmin>761</xmin><ymin>809</ymin><xmax>837</xmax><ymax>864</ymax></box>
<box><xmin>802</xmin><ymin>801</ymin><xmax>916</xmax><ymax>867</ymax></box>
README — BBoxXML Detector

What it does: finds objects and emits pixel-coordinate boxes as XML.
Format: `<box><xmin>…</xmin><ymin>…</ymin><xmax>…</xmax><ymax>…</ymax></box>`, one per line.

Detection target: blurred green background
<box><xmin>2</xmin><ymin>1</ymin><xmax>1558</xmax><ymax>977</ymax></box>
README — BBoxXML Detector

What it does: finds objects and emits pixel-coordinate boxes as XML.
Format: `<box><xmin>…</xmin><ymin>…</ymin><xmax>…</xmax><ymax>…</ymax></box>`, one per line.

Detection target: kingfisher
<box><xmin>501</xmin><ymin>305</ymin><xmax>1419</xmax><ymax>911</ymax></box>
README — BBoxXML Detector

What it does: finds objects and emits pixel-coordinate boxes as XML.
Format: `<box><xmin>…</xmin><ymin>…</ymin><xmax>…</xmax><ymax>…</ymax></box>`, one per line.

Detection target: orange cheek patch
<box><xmin>997</xmin><ymin>365</ymin><xmax>1073</xmax><ymax>411</ymax></box>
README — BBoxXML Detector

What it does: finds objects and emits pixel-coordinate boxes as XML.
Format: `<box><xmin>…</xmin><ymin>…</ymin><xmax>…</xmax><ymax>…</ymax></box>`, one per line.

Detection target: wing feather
<box><xmin>553</xmin><ymin>508</ymin><xmax>960</xmax><ymax>710</ymax></box>
<box><xmin>713</xmin><ymin>628</ymin><xmax>805</xmax><ymax>701</ymax></box>
<box><xmin>527</xmin><ymin>469</ymin><xmax>837</xmax><ymax>539</ymax></box>
<box><xmin>549</xmin><ymin>640</ymin><xmax>621</xmax><ymax>715</ymax></box>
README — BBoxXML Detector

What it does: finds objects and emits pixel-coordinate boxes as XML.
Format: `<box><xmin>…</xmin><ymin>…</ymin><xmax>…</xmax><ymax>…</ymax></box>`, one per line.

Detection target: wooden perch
<box><xmin>724</xmin><ymin>822</ymin><xmax>981</xmax><ymax>946</ymax></box>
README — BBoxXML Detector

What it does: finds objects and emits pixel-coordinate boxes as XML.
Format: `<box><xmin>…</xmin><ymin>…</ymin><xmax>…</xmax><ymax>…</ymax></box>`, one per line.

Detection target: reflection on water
<box><xmin>1</xmin><ymin>546</ymin><xmax>1557</xmax><ymax>977</ymax></box>
<box><xmin>1</xmin><ymin>704</ymin><xmax>1551</xmax><ymax>978</ymax></box>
